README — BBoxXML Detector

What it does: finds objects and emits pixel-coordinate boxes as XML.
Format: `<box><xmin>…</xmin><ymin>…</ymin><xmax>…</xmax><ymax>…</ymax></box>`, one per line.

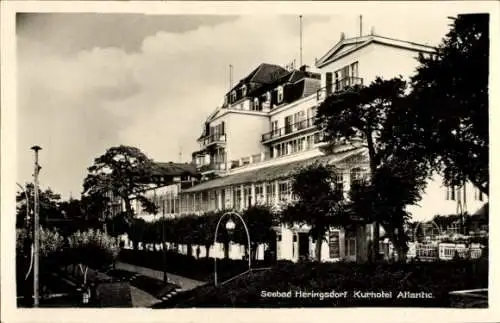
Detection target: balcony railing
<box><xmin>316</xmin><ymin>76</ymin><xmax>364</xmax><ymax>101</ymax></box>
<box><xmin>262</xmin><ymin>117</ymin><xmax>316</xmax><ymax>143</ymax></box>
<box><xmin>199</xmin><ymin>133</ymin><xmax>226</xmax><ymax>147</ymax></box>
<box><xmin>197</xmin><ymin>162</ymin><xmax>227</xmax><ymax>173</ymax></box>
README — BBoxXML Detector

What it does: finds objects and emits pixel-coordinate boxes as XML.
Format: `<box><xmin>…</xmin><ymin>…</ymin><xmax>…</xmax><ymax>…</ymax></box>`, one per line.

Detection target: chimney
<box><xmin>300</xmin><ymin>65</ymin><xmax>309</xmax><ymax>72</ymax></box>
<box><xmin>340</xmin><ymin>32</ymin><xmax>346</xmax><ymax>41</ymax></box>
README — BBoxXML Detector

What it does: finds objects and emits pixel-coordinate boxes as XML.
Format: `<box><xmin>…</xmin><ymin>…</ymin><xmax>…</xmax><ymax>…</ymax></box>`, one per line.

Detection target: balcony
<box><xmin>197</xmin><ymin>162</ymin><xmax>227</xmax><ymax>173</ymax></box>
<box><xmin>199</xmin><ymin>133</ymin><xmax>226</xmax><ymax>148</ymax></box>
<box><xmin>262</xmin><ymin>117</ymin><xmax>316</xmax><ymax>144</ymax></box>
<box><xmin>316</xmin><ymin>76</ymin><xmax>363</xmax><ymax>101</ymax></box>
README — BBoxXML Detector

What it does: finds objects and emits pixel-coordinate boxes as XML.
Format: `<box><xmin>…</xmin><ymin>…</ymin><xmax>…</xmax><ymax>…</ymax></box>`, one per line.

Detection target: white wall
<box><xmin>407</xmin><ymin>174</ymin><xmax>488</xmax><ymax>222</ymax></box>
<box><xmin>269</xmin><ymin>94</ymin><xmax>318</xmax><ymax>126</ymax></box>
<box><xmin>225</xmin><ymin>112</ymin><xmax>270</xmax><ymax>162</ymax></box>
<box><xmin>319</xmin><ymin>43</ymin><xmax>425</xmax><ymax>88</ymax></box>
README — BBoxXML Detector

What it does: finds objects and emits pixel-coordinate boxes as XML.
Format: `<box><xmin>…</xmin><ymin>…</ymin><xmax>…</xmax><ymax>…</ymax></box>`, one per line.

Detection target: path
<box><xmin>69</xmin><ymin>265</ymin><xmax>160</xmax><ymax>308</ymax></box>
<box><xmin>115</xmin><ymin>262</ymin><xmax>206</xmax><ymax>291</ymax></box>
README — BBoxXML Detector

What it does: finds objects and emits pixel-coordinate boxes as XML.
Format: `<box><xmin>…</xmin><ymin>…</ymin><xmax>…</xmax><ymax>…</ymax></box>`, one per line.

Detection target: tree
<box><xmin>82</xmin><ymin>146</ymin><xmax>158</xmax><ymax>226</ymax></box>
<box><xmin>348</xmin><ymin>158</ymin><xmax>427</xmax><ymax>262</ymax></box>
<box><xmin>65</xmin><ymin>229</ymin><xmax>120</xmax><ymax>285</ymax></box>
<box><xmin>234</xmin><ymin>205</ymin><xmax>276</xmax><ymax>261</ymax></box>
<box><xmin>281</xmin><ymin>163</ymin><xmax>345</xmax><ymax>261</ymax></box>
<box><xmin>16</xmin><ymin>183</ymin><xmax>62</xmax><ymax>228</ymax></box>
<box><xmin>316</xmin><ymin>77</ymin><xmax>409</xmax><ymax>261</ymax></box>
<box><xmin>193</xmin><ymin>211</ymin><xmax>218</xmax><ymax>259</ymax></box>
<box><xmin>398</xmin><ymin>14</ymin><xmax>489</xmax><ymax>195</ymax></box>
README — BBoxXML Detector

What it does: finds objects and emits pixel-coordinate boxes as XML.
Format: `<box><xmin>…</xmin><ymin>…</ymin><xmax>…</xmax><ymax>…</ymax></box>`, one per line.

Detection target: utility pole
<box><xmin>299</xmin><ymin>15</ymin><xmax>303</xmax><ymax>67</ymax></box>
<box><xmin>229</xmin><ymin>64</ymin><xmax>234</xmax><ymax>90</ymax></box>
<box><xmin>359</xmin><ymin>15</ymin><xmax>363</xmax><ymax>37</ymax></box>
<box><xmin>31</xmin><ymin>145</ymin><xmax>42</xmax><ymax>307</ymax></box>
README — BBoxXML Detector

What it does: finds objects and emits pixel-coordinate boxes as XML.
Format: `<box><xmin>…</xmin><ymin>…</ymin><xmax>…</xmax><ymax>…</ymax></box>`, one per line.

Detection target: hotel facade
<box><xmin>126</xmin><ymin>32</ymin><xmax>488</xmax><ymax>263</ymax></box>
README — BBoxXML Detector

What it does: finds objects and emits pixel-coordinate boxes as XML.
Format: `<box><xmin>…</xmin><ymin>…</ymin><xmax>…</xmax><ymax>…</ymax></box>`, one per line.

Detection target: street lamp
<box><xmin>213</xmin><ymin>211</ymin><xmax>251</xmax><ymax>287</ymax></box>
<box><xmin>225</xmin><ymin>218</ymin><xmax>236</xmax><ymax>232</ymax></box>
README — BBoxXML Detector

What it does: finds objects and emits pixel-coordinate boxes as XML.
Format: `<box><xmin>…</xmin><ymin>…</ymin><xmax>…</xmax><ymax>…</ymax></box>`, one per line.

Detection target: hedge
<box><xmin>119</xmin><ymin>249</ymin><xmax>283</xmax><ymax>282</ymax></box>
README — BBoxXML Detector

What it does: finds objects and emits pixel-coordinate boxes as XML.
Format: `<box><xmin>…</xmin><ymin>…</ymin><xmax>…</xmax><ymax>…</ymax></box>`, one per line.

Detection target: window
<box><xmin>279</xmin><ymin>181</ymin><xmax>291</xmax><ymax>202</ymax></box>
<box><xmin>306</xmin><ymin>135</ymin><xmax>313</xmax><ymax>149</ymax></box>
<box><xmin>308</xmin><ymin>106</ymin><xmax>317</xmax><ymax>121</ymax></box>
<box><xmin>446</xmin><ymin>186</ymin><xmax>456</xmax><ymax>201</ymax></box>
<box><xmin>266</xmin><ymin>182</ymin><xmax>276</xmax><ymax>204</ymax></box>
<box><xmin>448</xmin><ymin>220</ymin><xmax>460</xmax><ymax>234</ymax></box>
<box><xmin>347</xmin><ymin>237</ymin><xmax>356</xmax><ymax>257</ymax></box>
<box><xmin>255</xmin><ymin>184</ymin><xmax>264</xmax><ymax>203</ymax></box>
<box><xmin>474</xmin><ymin>188</ymin><xmax>484</xmax><ymax>201</ymax></box>
<box><xmin>243</xmin><ymin>186</ymin><xmax>252</xmax><ymax>208</ymax></box>
<box><xmin>234</xmin><ymin>187</ymin><xmax>241</xmax><ymax>210</ymax></box>
<box><xmin>284</xmin><ymin>115</ymin><xmax>293</xmax><ymax>134</ymax></box>
<box><xmin>242</xmin><ymin>85</ymin><xmax>247</xmax><ymax>97</ymax></box>
<box><xmin>266</xmin><ymin>91</ymin><xmax>271</xmax><ymax>102</ymax></box>
<box><xmin>350</xmin><ymin>62</ymin><xmax>359</xmax><ymax>78</ymax></box>
<box><xmin>277</xmin><ymin>86</ymin><xmax>284</xmax><ymax>104</ymax></box>
<box><xmin>350</xmin><ymin>168</ymin><xmax>364</xmax><ymax>187</ymax></box>
<box><xmin>231</xmin><ymin>90</ymin><xmax>237</xmax><ymax>103</ymax></box>
<box><xmin>334</xmin><ymin>173</ymin><xmax>344</xmax><ymax>197</ymax></box>
<box><xmin>253</xmin><ymin>97</ymin><xmax>260</xmax><ymax>111</ymax></box>
<box><xmin>271</xmin><ymin>120</ymin><xmax>279</xmax><ymax>136</ymax></box>
<box><xmin>294</xmin><ymin>111</ymin><xmax>306</xmax><ymax>130</ymax></box>
<box><xmin>282</xmin><ymin>142</ymin><xmax>289</xmax><ymax>155</ymax></box>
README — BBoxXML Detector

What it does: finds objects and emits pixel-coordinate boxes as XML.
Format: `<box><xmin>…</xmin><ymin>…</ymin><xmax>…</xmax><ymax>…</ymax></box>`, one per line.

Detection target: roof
<box><xmin>230</xmin><ymin>63</ymin><xmax>289</xmax><ymax>93</ymax></box>
<box><xmin>182</xmin><ymin>147</ymin><xmax>368</xmax><ymax>193</ymax></box>
<box><xmin>243</xmin><ymin>69</ymin><xmax>320</xmax><ymax>105</ymax></box>
<box><xmin>315</xmin><ymin>34</ymin><xmax>436</xmax><ymax>68</ymax></box>
<box><xmin>152</xmin><ymin>162</ymin><xmax>199</xmax><ymax>177</ymax></box>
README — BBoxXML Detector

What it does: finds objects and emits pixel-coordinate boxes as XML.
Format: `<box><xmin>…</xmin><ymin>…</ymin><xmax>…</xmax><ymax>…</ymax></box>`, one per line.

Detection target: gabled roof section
<box><xmin>315</xmin><ymin>34</ymin><xmax>436</xmax><ymax>68</ymax></box>
<box><xmin>153</xmin><ymin>162</ymin><xmax>199</xmax><ymax>177</ymax></box>
<box><xmin>230</xmin><ymin>63</ymin><xmax>289</xmax><ymax>92</ymax></box>
<box><xmin>182</xmin><ymin>147</ymin><xmax>367</xmax><ymax>193</ymax></box>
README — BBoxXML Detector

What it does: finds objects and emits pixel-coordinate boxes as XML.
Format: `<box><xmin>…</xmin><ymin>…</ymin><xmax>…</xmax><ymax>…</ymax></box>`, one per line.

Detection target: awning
<box><xmin>182</xmin><ymin>147</ymin><xmax>367</xmax><ymax>193</ymax></box>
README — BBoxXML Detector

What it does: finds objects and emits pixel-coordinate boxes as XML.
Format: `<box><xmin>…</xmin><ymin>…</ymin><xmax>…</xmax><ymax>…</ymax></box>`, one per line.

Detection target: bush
<box><xmin>119</xmin><ymin>249</ymin><xmax>279</xmax><ymax>282</ymax></box>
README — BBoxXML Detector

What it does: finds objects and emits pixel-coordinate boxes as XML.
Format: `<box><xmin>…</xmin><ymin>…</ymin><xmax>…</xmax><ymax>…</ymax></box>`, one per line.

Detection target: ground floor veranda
<box><xmin>123</xmin><ymin>222</ymin><xmax>380</xmax><ymax>263</ymax></box>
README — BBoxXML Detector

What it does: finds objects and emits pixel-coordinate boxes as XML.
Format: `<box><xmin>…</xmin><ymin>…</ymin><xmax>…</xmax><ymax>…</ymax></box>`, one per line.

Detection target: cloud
<box><xmin>17</xmin><ymin>13</ymin><xmax>460</xmax><ymax>198</ymax></box>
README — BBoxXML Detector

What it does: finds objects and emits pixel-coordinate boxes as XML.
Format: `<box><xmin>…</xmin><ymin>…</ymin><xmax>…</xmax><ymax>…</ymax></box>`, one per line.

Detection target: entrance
<box><xmin>298</xmin><ymin>232</ymin><xmax>309</xmax><ymax>261</ymax></box>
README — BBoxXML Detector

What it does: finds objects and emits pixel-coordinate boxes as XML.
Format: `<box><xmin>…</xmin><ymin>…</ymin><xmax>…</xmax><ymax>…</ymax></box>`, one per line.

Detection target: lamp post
<box><xmin>31</xmin><ymin>145</ymin><xmax>42</xmax><ymax>307</ymax></box>
<box><xmin>162</xmin><ymin>200</ymin><xmax>167</xmax><ymax>283</ymax></box>
<box><xmin>213</xmin><ymin>211</ymin><xmax>251</xmax><ymax>287</ymax></box>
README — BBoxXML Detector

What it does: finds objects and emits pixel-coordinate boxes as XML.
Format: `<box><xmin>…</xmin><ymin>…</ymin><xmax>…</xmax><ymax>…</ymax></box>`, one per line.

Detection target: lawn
<box><xmin>152</xmin><ymin>259</ymin><xmax>488</xmax><ymax>308</ymax></box>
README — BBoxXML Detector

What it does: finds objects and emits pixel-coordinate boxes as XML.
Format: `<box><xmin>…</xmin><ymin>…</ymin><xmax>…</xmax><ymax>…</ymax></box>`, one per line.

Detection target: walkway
<box><xmin>115</xmin><ymin>262</ymin><xmax>206</xmax><ymax>291</ymax></box>
<box><xmin>74</xmin><ymin>266</ymin><xmax>160</xmax><ymax>308</ymax></box>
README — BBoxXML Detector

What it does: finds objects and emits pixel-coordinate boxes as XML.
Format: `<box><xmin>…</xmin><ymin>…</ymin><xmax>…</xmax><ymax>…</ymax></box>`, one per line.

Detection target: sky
<box><xmin>16</xmin><ymin>9</ymin><xmax>464</xmax><ymax>199</ymax></box>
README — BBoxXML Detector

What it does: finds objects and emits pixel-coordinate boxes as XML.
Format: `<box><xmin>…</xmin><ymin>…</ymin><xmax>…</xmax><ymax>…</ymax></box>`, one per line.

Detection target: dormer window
<box><xmin>242</xmin><ymin>85</ymin><xmax>247</xmax><ymax>97</ymax></box>
<box><xmin>253</xmin><ymin>97</ymin><xmax>259</xmax><ymax>109</ymax></box>
<box><xmin>277</xmin><ymin>86</ymin><xmax>284</xmax><ymax>104</ymax></box>
<box><xmin>266</xmin><ymin>91</ymin><xmax>271</xmax><ymax>102</ymax></box>
<box><xmin>231</xmin><ymin>90</ymin><xmax>237</xmax><ymax>103</ymax></box>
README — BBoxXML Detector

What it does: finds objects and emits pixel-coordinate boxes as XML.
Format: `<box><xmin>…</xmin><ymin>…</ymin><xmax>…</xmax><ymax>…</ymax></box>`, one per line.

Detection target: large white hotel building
<box><xmin>126</xmin><ymin>30</ymin><xmax>487</xmax><ymax>263</ymax></box>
